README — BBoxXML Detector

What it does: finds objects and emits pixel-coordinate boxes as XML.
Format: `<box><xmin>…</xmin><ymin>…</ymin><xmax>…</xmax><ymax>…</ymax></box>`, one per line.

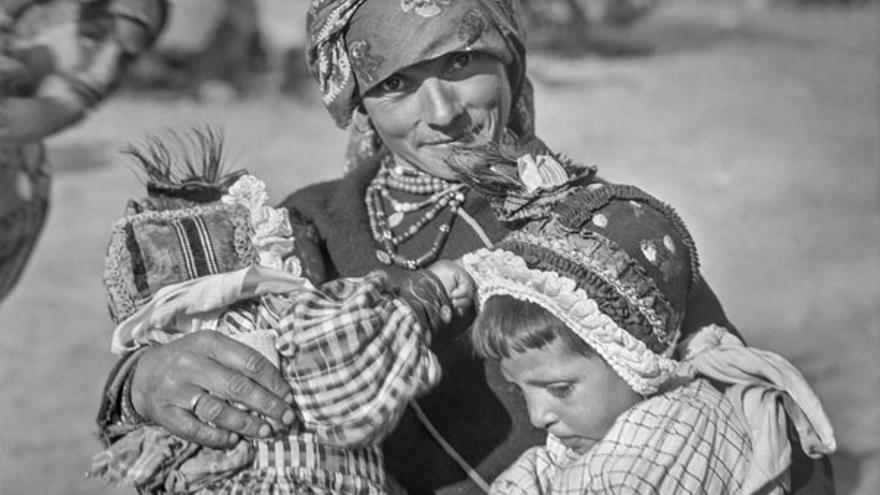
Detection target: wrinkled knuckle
<box><xmin>227</xmin><ymin>375</ymin><xmax>254</xmax><ymax>397</ymax></box>
<box><xmin>242</xmin><ymin>351</ymin><xmax>267</xmax><ymax>375</ymax></box>
<box><xmin>201</xmin><ymin>398</ymin><xmax>226</xmax><ymax>422</ymax></box>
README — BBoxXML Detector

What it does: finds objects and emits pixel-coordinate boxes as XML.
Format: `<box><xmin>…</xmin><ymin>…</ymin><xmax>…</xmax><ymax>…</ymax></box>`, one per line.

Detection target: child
<box><xmin>456</xmin><ymin>147</ymin><xmax>837</xmax><ymax>494</ymax></box>
<box><xmin>89</xmin><ymin>129</ymin><xmax>473</xmax><ymax>494</ymax></box>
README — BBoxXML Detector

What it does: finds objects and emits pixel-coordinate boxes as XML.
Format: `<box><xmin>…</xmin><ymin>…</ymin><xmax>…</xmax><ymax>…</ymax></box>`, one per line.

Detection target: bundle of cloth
<box><xmin>89</xmin><ymin>129</ymin><xmax>445</xmax><ymax>495</ymax></box>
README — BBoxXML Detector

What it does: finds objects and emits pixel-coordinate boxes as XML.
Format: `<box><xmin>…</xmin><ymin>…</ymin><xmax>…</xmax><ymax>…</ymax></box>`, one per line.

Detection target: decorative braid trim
<box><xmin>553</xmin><ymin>184</ymin><xmax>701</xmax><ymax>297</ymax></box>
<box><xmin>462</xmin><ymin>249</ymin><xmax>678</xmax><ymax>395</ymax></box>
<box><xmin>500</xmin><ymin>240</ymin><xmax>662</xmax><ymax>353</ymax></box>
<box><xmin>229</xmin><ymin>207</ymin><xmax>260</xmax><ymax>266</ymax></box>
<box><xmin>501</xmin><ymin>231</ymin><xmax>680</xmax><ymax>352</ymax></box>
<box><xmin>103</xmin><ymin>203</ymin><xmax>258</xmax><ymax>323</ymax></box>
<box><xmin>104</xmin><ymin>222</ymin><xmax>140</xmax><ymax>323</ymax></box>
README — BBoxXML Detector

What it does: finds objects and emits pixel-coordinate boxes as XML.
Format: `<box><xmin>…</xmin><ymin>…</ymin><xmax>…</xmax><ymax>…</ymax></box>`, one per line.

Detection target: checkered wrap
<box><xmin>490</xmin><ymin>379</ymin><xmax>752</xmax><ymax>495</ymax></box>
<box><xmin>91</xmin><ymin>271</ymin><xmax>444</xmax><ymax>494</ymax></box>
<box><xmin>274</xmin><ymin>271</ymin><xmax>443</xmax><ymax>447</ymax></box>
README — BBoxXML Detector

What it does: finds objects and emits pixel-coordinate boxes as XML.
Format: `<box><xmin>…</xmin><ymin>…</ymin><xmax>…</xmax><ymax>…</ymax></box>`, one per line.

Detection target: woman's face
<box><xmin>361</xmin><ymin>50</ymin><xmax>512</xmax><ymax>180</ymax></box>
<box><xmin>500</xmin><ymin>338</ymin><xmax>642</xmax><ymax>454</ymax></box>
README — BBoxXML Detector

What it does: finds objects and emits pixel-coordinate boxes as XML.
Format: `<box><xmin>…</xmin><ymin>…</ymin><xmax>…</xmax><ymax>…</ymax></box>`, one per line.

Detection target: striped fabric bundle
<box><xmin>104</xmin><ymin>201</ymin><xmax>258</xmax><ymax>323</ymax></box>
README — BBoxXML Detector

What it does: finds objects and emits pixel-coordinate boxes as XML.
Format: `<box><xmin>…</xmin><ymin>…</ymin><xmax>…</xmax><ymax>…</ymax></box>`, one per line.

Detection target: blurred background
<box><xmin>0</xmin><ymin>0</ymin><xmax>877</xmax><ymax>493</ymax></box>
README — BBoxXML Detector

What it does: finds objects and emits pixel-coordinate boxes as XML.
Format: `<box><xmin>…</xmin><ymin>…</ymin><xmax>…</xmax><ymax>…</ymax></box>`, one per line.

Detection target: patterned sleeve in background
<box><xmin>274</xmin><ymin>270</ymin><xmax>444</xmax><ymax>447</ymax></box>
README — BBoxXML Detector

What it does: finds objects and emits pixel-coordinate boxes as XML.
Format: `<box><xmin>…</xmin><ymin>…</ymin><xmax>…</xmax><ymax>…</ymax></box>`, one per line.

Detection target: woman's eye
<box><xmin>450</xmin><ymin>52</ymin><xmax>474</xmax><ymax>71</ymax></box>
<box><xmin>379</xmin><ymin>76</ymin><xmax>405</xmax><ymax>92</ymax></box>
<box><xmin>547</xmin><ymin>384</ymin><xmax>573</xmax><ymax>399</ymax></box>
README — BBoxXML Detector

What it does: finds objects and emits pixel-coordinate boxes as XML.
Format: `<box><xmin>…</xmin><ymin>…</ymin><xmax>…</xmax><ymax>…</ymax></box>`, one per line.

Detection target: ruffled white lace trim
<box><xmin>222</xmin><ymin>175</ymin><xmax>301</xmax><ymax>277</ymax></box>
<box><xmin>462</xmin><ymin>249</ymin><xmax>678</xmax><ymax>395</ymax></box>
<box><xmin>507</xmin><ymin>231</ymin><xmax>677</xmax><ymax>350</ymax></box>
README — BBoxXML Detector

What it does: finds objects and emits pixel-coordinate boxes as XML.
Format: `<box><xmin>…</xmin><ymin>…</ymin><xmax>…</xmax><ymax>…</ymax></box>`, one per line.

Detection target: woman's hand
<box><xmin>130</xmin><ymin>331</ymin><xmax>296</xmax><ymax>448</ymax></box>
<box><xmin>427</xmin><ymin>259</ymin><xmax>476</xmax><ymax>317</ymax></box>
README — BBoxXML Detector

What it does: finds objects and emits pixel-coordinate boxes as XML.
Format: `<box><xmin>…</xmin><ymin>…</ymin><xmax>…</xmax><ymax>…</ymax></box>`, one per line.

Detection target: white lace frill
<box><xmin>462</xmin><ymin>249</ymin><xmax>678</xmax><ymax>396</ymax></box>
<box><xmin>222</xmin><ymin>175</ymin><xmax>302</xmax><ymax>277</ymax></box>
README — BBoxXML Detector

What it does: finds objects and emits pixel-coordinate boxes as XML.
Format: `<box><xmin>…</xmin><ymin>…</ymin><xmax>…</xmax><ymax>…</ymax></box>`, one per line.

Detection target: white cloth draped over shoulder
<box><xmin>674</xmin><ymin>325</ymin><xmax>836</xmax><ymax>495</ymax></box>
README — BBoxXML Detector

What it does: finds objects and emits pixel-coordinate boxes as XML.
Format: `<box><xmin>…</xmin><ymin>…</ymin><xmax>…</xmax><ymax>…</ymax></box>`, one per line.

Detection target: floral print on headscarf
<box><xmin>401</xmin><ymin>0</ymin><xmax>452</xmax><ymax>17</ymax></box>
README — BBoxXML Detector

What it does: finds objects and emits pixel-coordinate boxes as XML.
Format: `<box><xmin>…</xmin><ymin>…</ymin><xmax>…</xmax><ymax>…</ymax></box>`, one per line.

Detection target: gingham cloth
<box><xmin>274</xmin><ymin>271</ymin><xmax>444</xmax><ymax>446</ymax></box>
<box><xmin>91</xmin><ymin>270</ymin><xmax>446</xmax><ymax>494</ymax></box>
<box><xmin>490</xmin><ymin>379</ymin><xmax>753</xmax><ymax>495</ymax></box>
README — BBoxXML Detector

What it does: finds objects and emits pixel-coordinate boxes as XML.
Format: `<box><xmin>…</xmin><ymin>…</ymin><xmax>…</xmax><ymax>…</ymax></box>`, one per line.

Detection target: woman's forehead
<box><xmin>346</xmin><ymin>0</ymin><xmax>512</xmax><ymax>93</ymax></box>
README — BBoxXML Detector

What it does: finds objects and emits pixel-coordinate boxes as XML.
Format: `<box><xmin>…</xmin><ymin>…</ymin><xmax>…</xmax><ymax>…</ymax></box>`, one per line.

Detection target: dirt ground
<box><xmin>0</xmin><ymin>1</ymin><xmax>877</xmax><ymax>493</ymax></box>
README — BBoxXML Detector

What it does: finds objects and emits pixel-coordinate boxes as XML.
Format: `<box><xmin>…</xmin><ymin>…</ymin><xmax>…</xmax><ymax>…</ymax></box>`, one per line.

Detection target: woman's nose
<box><xmin>418</xmin><ymin>77</ymin><xmax>462</xmax><ymax>128</ymax></box>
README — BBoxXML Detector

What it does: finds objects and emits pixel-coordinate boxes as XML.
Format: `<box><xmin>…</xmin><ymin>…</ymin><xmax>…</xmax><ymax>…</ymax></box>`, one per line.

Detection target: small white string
<box><xmin>405</xmin><ymin>201</ymin><xmax>493</xmax><ymax>493</ymax></box>
<box><xmin>410</xmin><ymin>401</ymin><xmax>491</xmax><ymax>493</ymax></box>
<box><xmin>456</xmin><ymin>208</ymin><xmax>493</xmax><ymax>248</ymax></box>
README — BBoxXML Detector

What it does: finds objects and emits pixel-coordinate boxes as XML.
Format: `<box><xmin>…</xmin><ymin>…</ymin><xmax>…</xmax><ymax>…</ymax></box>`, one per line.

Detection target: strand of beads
<box><xmin>381</xmin><ymin>189</ymin><xmax>449</xmax><ymax>214</ymax></box>
<box><xmin>385</xmin><ymin>164</ymin><xmax>451</xmax><ymax>193</ymax></box>
<box><xmin>366</xmin><ymin>157</ymin><xmax>467</xmax><ymax>269</ymax></box>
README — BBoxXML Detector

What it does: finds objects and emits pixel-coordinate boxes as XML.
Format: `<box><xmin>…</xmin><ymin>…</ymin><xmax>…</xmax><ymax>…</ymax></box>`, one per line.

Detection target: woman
<box><xmin>0</xmin><ymin>0</ymin><xmax>168</xmax><ymax>305</ymax></box>
<box><xmin>99</xmin><ymin>1</ymin><xmax>831</xmax><ymax>493</ymax></box>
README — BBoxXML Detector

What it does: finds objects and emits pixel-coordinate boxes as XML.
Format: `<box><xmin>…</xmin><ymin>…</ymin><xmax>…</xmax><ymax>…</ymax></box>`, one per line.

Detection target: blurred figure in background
<box><xmin>134</xmin><ymin>0</ymin><xmax>309</xmax><ymax>99</ymax></box>
<box><xmin>0</xmin><ymin>0</ymin><xmax>168</xmax><ymax>306</ymax></box>
<box><xmin>521</xmin><ymin>0</ymin><xmax>659</xmax><ymax>53</ymax></box>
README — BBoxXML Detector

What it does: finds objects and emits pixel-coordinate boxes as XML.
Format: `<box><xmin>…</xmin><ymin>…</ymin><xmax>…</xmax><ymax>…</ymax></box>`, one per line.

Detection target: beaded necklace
<box><xmin>365</xmin><ymin>156</ymin><xmax>467</xmax><ymax>270</ymax></box>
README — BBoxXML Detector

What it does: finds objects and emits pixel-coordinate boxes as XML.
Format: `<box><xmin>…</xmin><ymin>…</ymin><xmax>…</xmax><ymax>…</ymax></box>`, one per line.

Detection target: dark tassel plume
<box><xmin>123</xmin><ymin>126</ymin><xmax>245</xmax><ymax>204</ymax></box>
<box><xmin>447</xmin><ymin>140</ymin><xmax>588</xmax><ymax>198</ymax></box>
<box><xmin>447</xmin><ymin>142</ymin><xmax>527</xmax><ymax>198</ymax></box>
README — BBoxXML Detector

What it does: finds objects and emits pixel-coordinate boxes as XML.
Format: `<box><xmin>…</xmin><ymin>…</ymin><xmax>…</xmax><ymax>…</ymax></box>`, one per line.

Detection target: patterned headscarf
<box><xmin>306</xmin><ymin>0</ymin><xmax>536</xmax><ymax>172</ymax></box>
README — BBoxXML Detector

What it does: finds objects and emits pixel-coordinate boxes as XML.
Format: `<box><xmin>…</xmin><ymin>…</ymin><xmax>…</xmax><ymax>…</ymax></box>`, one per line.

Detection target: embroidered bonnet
<box><xmin>459</xmin><ymin>148</ymin><xmax>699</xmax><ymax>395</ymax></box>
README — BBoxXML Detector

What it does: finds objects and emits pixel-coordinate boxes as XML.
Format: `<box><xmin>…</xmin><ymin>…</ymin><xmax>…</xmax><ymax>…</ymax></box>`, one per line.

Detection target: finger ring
<box><xmin>188</xmin><ymin>394</ymin><xmax>204</xmax><ymax>413</ymax></box>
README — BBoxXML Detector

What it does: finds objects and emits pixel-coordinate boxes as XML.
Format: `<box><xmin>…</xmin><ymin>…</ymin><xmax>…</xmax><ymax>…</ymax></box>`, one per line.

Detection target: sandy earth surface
<box><xmin>0</xmin><ymin>1</ymin><xmax>877</xmax><ymax>493</ymax></box>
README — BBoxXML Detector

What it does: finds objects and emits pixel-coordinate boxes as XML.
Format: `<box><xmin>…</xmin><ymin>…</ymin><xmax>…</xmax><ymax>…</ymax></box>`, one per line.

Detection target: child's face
<box><xmin>500</xmin><ymin>338</ymin><xmax>641</xmax><ymax>454</ymax></box>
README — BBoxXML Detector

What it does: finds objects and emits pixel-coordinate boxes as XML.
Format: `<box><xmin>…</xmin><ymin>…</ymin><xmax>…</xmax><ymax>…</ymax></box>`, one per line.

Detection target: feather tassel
<box><xmin>123</xmin><ymin>126</ymin><xmax>245</xmax><ymax>205</ymax></box>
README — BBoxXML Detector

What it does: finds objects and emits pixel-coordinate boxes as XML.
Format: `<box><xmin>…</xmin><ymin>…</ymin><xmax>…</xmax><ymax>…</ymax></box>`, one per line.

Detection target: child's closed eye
<box><xmin>547</xmin><ymin>383</ymin><xmax>573</xmax><ymax>399</ymax></box>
